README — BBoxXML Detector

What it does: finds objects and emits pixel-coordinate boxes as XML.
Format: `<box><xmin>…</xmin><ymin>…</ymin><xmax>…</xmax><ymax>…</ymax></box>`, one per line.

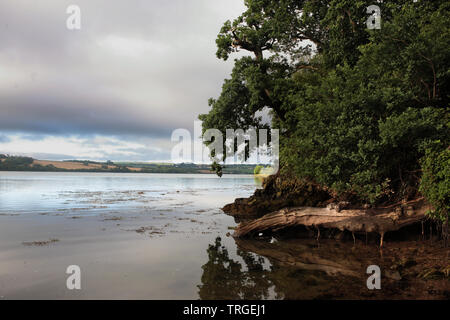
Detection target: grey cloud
<box><xmin>0</xmin><ymin>85</ymin><xmax>179</xmax><ymax>137</ymax></box>
<box><xmin>0</xmin><ymin>0</ymin><xmax>244</xmax><ymax>138</ymax></box>
<box><xmin>18</xmin><ymin>134</ymin><xmax>49</xmax><ymax>141</ymax></box>
<box><xmin>22</xmin><ymin>152</ymin><xmax>79</xmax><ymax>161</ymax></box>
<box><xmin>99</xmin><ymin>149</ymin><xmax>172</xmax><ymax>162</ymax></box>
<box><xmin>0</xmin><ymin>135</ymin><xmax>11</xmax><ymax>143</ymax></box>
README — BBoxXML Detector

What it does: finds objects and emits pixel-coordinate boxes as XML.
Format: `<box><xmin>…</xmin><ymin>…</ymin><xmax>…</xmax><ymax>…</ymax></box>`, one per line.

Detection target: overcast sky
<box><xmin>0</xmin><ymin>0</ymin><xmax>247</xmax><ymax>161</ymax></box>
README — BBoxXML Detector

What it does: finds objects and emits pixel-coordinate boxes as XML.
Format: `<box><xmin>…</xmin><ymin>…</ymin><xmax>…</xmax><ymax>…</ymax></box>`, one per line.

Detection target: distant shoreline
<box><xmin>0</xmin><ymin>155</ymin><xmax>259</xmax><ymax>175</ymax></box>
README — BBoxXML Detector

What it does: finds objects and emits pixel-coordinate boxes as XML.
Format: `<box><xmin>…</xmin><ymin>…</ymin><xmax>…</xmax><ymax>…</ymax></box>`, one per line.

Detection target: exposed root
<box><xmin>233</xmin><ymin>200</ymin><xmax>431</xmax><ymax>241</ymax></box>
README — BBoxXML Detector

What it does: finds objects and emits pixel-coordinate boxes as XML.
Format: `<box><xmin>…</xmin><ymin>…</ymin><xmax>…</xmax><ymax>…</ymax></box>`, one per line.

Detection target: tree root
<box><xmin>233</xmin><ymin>199</ymin><xmax>431</xmax><ymax>243</ymax></box>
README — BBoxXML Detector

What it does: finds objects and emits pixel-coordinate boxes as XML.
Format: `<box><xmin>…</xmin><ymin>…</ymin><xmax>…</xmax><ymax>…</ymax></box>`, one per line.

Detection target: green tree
<box><xmin>201</xmin><ymin>0</ymin><xmax>449</xmax><ymax>204</ymax></box>
<box><xmin>254</xmin><ymin>165</ymin><xmax>263</xmax><ymax>175</ymax></box>
<box><xmin>420</xmin><ymin>144</ymin><xmax>450</xmax><ymax>246</ymax></box>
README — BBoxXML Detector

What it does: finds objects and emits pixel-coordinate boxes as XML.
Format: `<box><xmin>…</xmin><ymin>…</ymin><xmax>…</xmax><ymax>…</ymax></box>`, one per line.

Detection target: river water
<box><xmin>0</xmin><ymin>172</ymin><xmax>444</xmax><ymax>299</ymax></box>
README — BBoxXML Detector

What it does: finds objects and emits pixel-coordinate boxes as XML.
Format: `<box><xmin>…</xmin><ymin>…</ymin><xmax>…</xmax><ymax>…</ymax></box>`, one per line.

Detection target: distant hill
<box><xmin>0</xmin><ymin>155</ymin><xmax>259</xmax><ymax>174</ymax></box>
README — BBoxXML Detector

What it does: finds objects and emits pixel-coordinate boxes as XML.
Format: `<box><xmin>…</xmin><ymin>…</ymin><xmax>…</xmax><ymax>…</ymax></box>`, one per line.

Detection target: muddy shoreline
<box><xmin>221</xmin><ymin>174</ymin><xmax>449</xmax><ymax>299</ymax></box>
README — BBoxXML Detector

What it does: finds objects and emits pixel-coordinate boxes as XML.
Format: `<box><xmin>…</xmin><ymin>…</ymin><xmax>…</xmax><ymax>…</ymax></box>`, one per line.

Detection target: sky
<box><xmin>0</xmin><ymin>0</ymin><xmax>247</xmax><ymax>162</ymax></box>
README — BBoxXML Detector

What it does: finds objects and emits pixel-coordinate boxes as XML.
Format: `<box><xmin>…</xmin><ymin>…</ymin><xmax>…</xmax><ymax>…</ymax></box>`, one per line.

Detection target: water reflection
<box><xmin>197</xmin><ymin>237</ymin><xmax>272</xmax><ymax>299</ymax></box>
<box><xmin>198</xmin><ymin>237</ymin><xmax>373</xmax><ymax>300</ymax></box>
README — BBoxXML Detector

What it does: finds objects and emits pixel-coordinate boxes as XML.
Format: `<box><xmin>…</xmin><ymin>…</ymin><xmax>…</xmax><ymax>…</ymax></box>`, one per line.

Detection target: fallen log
<box><xmin>233</xmin><ymin>199</ymin><xmax>431</xmax><ymax>247</ymax></box>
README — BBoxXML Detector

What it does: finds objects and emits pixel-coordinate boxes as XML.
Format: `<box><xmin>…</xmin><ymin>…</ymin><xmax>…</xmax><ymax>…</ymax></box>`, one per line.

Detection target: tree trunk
<box><xmin>233</xmin><ymin>200</ymin><xmax>431</xmax><ymax>240</ymax></box>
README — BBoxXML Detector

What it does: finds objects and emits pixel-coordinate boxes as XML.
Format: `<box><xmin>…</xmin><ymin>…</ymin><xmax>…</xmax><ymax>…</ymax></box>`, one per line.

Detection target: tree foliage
<box><xmin>254</xmin><ymin>165</ymin><xmax>263</xmax><ymax>175</ymax></box>
<box><xmin>420</xmin><ymin>145</ymin><xmax>449</xmax><ymax>222</ymax></box>
<box><xmin>420</xmin><ymin>144</ymin><xmax>449</xmax><ymax>245</ymax></box>
<box><xmin>200</xmin><ymin>0</ymin><xmax>449</xmax><ymax>204</ymax></box>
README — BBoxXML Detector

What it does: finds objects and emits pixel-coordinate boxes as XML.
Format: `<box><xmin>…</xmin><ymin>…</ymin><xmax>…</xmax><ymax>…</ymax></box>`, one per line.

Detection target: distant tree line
<box><xmin>0</xmin><ymin>155</ymin><xmax>261</xmax><ymax>174</ymax></box>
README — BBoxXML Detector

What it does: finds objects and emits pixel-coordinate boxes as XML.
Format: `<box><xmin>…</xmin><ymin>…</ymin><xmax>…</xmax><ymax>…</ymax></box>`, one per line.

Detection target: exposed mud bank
<box><xmin>223</xmin><ymin>174</ymin><xmax>331</xmax><ymax>219</ymax></box>
<box><xmin>223</xmin><ymin>174</ymin><xmax>439</xmax><ymax>246</ymax></box>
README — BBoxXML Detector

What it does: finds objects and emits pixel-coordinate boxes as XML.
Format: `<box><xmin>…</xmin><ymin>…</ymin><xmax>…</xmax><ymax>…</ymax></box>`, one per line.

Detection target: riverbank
<box><xmin>0</xmin><ymin>155</ymin><xmax>258</xmax><ymax>174</ymax></box>
<box><xmin>223</xmin><ymin>174</ymin><xmax>440</xmax><ymax>244</ymax></box>
<box><xmin>221</xmin><ymin>173</ymin><xmax>449</xmax><ymax>299</ymax></box>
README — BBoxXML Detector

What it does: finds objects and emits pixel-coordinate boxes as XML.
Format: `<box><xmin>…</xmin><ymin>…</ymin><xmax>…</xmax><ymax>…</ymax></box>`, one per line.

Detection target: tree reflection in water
<box><xmin>197</xmin><ymin>237</ymin><xmax>272</xmax><ymax>299</ymax></box>
<box><xmin>197</xmin><ymin>237</ymin><xmax>366</xmax><ymax>299</ymax></box>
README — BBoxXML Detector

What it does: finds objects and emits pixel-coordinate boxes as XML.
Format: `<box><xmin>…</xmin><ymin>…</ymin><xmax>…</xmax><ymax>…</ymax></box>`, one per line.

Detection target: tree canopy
<box><xmin>200</xmin><ymin>0</ymin><xmax>449</xmax><ymax>206</ymax></box>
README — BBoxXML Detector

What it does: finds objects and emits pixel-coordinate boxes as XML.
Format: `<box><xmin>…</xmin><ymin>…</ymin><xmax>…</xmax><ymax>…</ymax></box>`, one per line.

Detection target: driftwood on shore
<box><xmin>233</xmin><ymin>199</ymin><xmax>431</xmax><ymax>246</ymax></box>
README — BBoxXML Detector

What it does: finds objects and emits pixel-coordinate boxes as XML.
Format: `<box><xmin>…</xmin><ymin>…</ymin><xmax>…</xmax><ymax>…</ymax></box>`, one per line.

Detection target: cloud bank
<box><xmin>0</xmin><ymin>0</ymin><xmax>246</xmax><ymax>160</ymax></box>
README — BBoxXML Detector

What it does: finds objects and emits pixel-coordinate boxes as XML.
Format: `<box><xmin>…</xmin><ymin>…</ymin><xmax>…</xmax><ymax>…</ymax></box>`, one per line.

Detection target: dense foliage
<box><xmin>420</xmin><ymin>146</ymin><xmax>449</xmax><ymax>243</ymax></box>
<box><xmin>200</xmin><ymin>0</ymin><xmax>449</xmax><ymax>207</ymax></box>
<box><xmin>0</xmin><ymin>156</ymin><xmax>35</xmax><ymax>170</ymax></box>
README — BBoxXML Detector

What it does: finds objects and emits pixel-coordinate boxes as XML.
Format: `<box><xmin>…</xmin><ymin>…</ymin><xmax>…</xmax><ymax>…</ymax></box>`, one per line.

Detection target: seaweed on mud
<box><xmin>22</xmin><ymin>238</ymin><xmax>60</xmax><ymax>246</ymax></box>
<box><xmin>102</xmin><ymin>216</ymin><xmax>123</xmax><ymax>221</ymax></box>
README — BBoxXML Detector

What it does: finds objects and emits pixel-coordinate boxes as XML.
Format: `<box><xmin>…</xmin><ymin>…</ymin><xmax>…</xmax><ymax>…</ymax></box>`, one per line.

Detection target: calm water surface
<box><xmin>0</xmin><ymin>172</ymin><xmax>263</xmax><ymax>299</ymax></box>
<box><xmin>0</xmin><ymin>172</ymin><xmax>406</xmax><ymax>299</ymax></box>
